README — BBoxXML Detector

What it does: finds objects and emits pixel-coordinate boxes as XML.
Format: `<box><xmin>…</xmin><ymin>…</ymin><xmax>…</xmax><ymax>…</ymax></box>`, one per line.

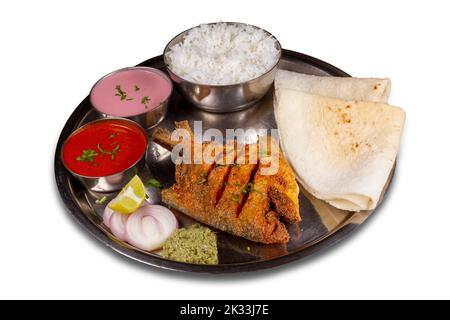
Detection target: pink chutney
<box><xmin>90</xmin><ymin>67</ymin><xmax>172</xmax><ymax>117</ymax></box>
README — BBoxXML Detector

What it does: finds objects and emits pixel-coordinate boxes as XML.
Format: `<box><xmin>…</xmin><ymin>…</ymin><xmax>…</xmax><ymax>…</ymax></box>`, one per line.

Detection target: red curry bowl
<box><xmin>61</xmin><ymin>118</ymin><xmax>148</xmax><ymax>192</ymax></box>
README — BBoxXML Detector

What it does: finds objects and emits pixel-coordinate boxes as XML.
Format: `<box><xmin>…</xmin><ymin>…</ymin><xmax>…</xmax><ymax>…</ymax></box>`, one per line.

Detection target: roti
<box><xmin>274</xmin><ymin>89</ymin><xmax>405</xmax><ymax>211</ymax></box>
<box><xmin>275</xmin><ymin>70</ymin><xmax>391</xmax><ymax>103</ymax></box>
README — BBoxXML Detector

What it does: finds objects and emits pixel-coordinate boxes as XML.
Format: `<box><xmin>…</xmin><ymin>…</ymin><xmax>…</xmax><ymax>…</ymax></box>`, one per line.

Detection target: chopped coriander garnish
<box><xmin>147</xmin><ymin>178</ymin><xmax>163</xmax><ymax>189</ymax></box>
<box><xmin>241</xmin><ymin>182</ymin><xmax>253</xmax><ymax>195</ymax></box>
<box><xmin>241</xmin><ymin>182</ymin><xmax>263</xmax><ymax>196</ymax></box>
<box><xmin>134</xmin><ymin>85</ymin><xmax>140</xmax><ymax>91</ymax></box>
<box><xmin>115</xmin><ymin>85</ymin><xmax>128</xmax><ymax>101</ymax></box>
<box><xmin>141</xmin><ymin>96</ymin><xmax>150</xmax><ymax>108</ymax></box>
<box><xmin>197</xmin><ymin>172</ymin><xmax>208</xmax><ymax>184</ymax></box>
<box><xmin>126</xmin><ymin>98</ymin><xmax>134</xmax><ymax>101</ymax></box>
<box><xmin>108</xmin><ymin>132</ymin><xmax>118</xmax><ymax>139</ymax></box>
<box><xmin>97</xmin><ymin>143</ymin><xmax>105</xmax><ymax>155</ymax></box>
<box><xmin>97</xmin><ymin>143</ymin><xmax>120</xmax><ymax>160</ymax></box>
<box><xmin>76</xmin><ymin>149</ymin><xmax>98</xmax><ymax>162</ymax></box>
<box><xmin>95</xmin><ymin>196</ymin><xmax>107</xmax><ymax>205</ymax></box>
<box><xmin>111</xmin><ymin>144</ymin><xmax>120</xmax><ymax>160</ymax></box>
<box><xmin>231</xmin><ymin>193</ymin><xmax>240</xmax><ymax>203</ymax></box>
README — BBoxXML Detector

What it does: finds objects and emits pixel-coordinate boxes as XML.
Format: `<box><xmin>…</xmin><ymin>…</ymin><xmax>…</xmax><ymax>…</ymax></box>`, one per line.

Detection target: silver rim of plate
<box><xmin>54</xmin><ymin>49</ymin><xmax>394</xmax><ymax>273</ymax></box>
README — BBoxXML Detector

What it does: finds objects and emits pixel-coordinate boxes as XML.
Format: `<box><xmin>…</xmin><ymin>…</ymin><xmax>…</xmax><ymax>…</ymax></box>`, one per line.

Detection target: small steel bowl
<box><xmin>163</xmin><ymin>22</ymin><xmax>282</xmax><ymax>113</ymax></box>
<box><xmin>90</xmin><ymin>67</ymin><xmax>172</xmax><ymax>129</ymax></box>
<box><xmin>61</xmin><ymin>118</ymin><xmax>148</xmax><ymax>192</ymax></box>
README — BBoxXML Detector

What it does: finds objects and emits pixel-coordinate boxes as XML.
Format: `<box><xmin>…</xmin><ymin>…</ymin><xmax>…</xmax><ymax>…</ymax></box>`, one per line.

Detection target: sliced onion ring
<box><xmin>102</xmin><ymin>205</ymin><xmax>115</xmax><ymax>228</ymax></box>
<box><xmin>126</xmin><ymin>205</ymin><xmax>178</xmax><ymax>251</ymax></box>
<box><xmin>109</xmin><ymin>211</ymin><xmax>129</xmax><ymax>240</ymax></box>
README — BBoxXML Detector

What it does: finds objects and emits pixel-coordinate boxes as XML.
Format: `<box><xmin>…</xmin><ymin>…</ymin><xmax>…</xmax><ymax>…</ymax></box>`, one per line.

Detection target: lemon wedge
<box><xmin>108</xmin><ymin>175</ymin><xmax>146</xmax><ymax>214</ymax></box>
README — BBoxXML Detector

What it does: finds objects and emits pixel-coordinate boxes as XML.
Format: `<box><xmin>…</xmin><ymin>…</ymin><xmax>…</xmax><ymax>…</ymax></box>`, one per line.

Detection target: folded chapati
<box><xmin>275</xmin><ymin>89</ymin><xmax>405</xmax><ymax>211</ymax></box>
<box><xmin>275</xmin><ymin>70</ymin><xmax>391</xmax><ymax>103</ymax></box>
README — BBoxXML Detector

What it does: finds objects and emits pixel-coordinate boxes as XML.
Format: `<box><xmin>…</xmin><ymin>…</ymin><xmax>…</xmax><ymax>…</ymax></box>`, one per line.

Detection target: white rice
<box><xmin>165</xmin><ymin>23</ymin><xmax>280</xmax><ymax>85</ymax></box>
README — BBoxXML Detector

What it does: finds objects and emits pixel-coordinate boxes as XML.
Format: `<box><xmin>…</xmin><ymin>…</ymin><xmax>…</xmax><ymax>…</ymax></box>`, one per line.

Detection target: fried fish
<box><xmin>153</xmin><ymin>121</ymin><xmax>300</xmax><ymax>244</ymax></box>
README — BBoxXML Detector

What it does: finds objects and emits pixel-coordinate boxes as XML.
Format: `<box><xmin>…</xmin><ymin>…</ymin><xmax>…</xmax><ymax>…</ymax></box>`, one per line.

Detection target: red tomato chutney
<box><xmin>62</xmin><ymin>119</ymin><xmax>147</xmax><ymax>177</ymax></box>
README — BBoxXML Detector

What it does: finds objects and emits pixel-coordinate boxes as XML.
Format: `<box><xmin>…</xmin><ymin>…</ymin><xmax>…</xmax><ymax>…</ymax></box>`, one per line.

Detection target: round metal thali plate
<box><xmin>54</xmin><ymin>50</ymin><xmax>394</xmax><ymax>273</ymax></box>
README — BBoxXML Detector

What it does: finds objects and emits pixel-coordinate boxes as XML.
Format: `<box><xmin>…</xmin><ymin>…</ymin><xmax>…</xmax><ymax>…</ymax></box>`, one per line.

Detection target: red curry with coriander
<box><xmin>62</xmin><ymin>119</ymin><xmax>147</xmax><ymax>177</ymax></box>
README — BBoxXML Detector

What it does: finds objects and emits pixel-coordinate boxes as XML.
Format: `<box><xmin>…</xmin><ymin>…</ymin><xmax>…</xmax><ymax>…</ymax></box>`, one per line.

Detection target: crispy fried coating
<box><xmin>153</xmin><ymin>121</ymin><xmax>300</xmax><ymax>244</ymax></box>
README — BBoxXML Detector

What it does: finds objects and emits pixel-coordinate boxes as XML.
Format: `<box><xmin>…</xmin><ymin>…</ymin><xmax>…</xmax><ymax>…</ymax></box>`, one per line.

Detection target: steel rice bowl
<box><xmin>163</xmin><ymin>22</ymin><xmax>282</xmax><ymax>113</ymax></box>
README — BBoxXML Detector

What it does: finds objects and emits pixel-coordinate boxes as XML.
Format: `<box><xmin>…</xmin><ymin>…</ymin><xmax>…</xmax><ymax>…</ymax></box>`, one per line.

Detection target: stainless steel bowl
<box><xmin>61</xmin><ymin>118</ymin><xmax>148</xmax><ymax>192</ymax></box>
<box><xmin>163</xmin><ymin>22</ymin><xmax>281</xmax><ymax>113</ymax></box>
<box><xmin>90</xmin><ymin>67</ymin><xmax>172</xmax><ymax>129</ymax></box>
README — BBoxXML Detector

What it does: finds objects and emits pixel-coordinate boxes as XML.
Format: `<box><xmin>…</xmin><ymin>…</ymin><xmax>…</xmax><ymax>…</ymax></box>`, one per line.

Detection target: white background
<box><xmin>1</xmin><ymin>0</ymin><xmax>449</xmax><ymax>300</ymax></box>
